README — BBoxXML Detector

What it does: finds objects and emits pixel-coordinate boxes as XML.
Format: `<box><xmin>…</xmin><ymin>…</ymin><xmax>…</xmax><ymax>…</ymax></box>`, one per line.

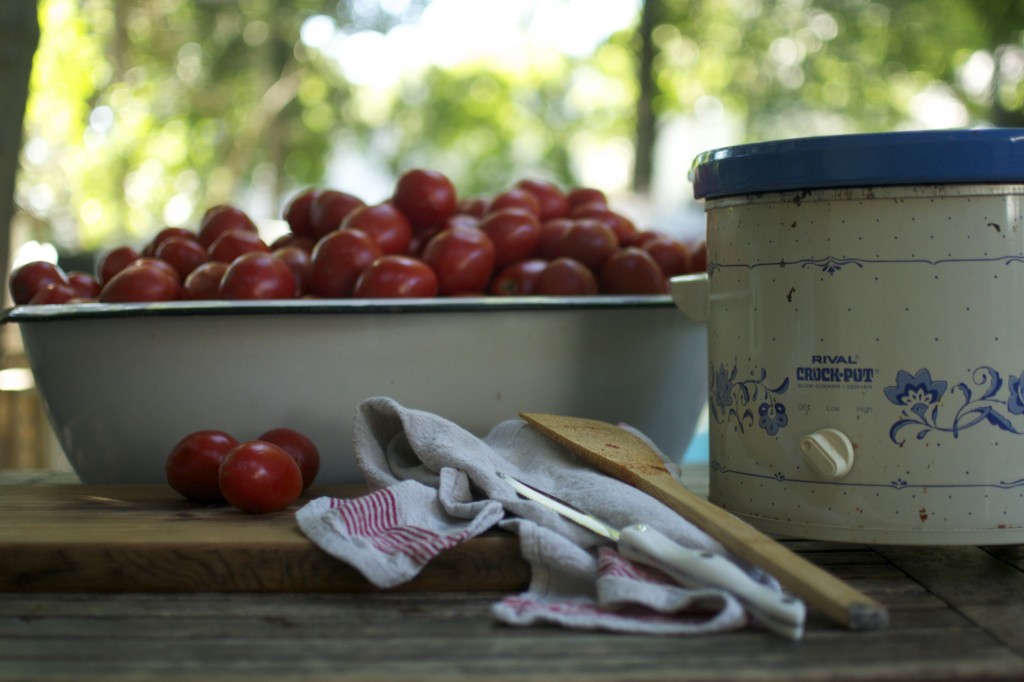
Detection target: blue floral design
<box><xmin>887</xmin><ymin>366</ymin><xmax>1024</xmax><ymax>444</ymax></box>
<box><xmin>883</xmin><ymin>369</ymin><xmax>948</xmax><ymax>418</ymax></box>
<box><xmin>1007</xmin><ymin>371</ymin><xmax>1024</xmax><ymax>415</ymax></box>
<box><xmin>758</xmin><ymin>402</ymin><xmax>788</xmax><ymax>435</ymax></box>
<box><xmin>709</xmin><ymin>361</ymin><xmax>789</xmax><ymax>436</ymax></box>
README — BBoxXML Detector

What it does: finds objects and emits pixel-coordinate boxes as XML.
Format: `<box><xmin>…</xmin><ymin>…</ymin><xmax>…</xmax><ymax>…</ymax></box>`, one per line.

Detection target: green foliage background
<box><xmin>14</xmin><ymin>0</ymin><xmax>1024</xmax><ymax>254</ymax></box>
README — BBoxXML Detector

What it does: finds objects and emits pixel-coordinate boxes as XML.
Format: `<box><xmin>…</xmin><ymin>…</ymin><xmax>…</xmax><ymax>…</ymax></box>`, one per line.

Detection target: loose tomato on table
<box><xmin>165</xmin><ymin>429</ymin><xmax>239</xmax><ymax>502</ymax></box>
<box><xmin>257</xmin><ymin>428</ymin><xmax>320</xmax><ymax>490</ymax></box>
<box><xmin>353</xmin><ymin>255</ymin><xmax>439</xmax><ymax>298</ymax></box>
<box><xmin>219</xmin><ymin>440</ymin><xmax>303</xmax><ymax>514</ymax></box>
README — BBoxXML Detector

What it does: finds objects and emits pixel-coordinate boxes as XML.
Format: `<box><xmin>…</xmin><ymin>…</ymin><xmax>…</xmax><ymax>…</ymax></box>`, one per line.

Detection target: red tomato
<box><xmin>566</xmin><ymin>187</ymin><xmax>607</xmax><ymax>210</ymax></box>
<box><xmin>455</xmin><ymin>196</ymin><xmax>489</xmax><ymax>218</ymax></box>
<box><xmin>208</xmin><ymin>228</ymin><xmax>270</xmax><ymax>263</ymax></box>
<box><xmin>269</xmin><ymin>233</ymin><xmax>315</xmax><ymax>253</ymax></box>
<box><xmin>635</xmin><ymin>229</ymin><xmax>670</xmax><ymax>248</ymax></box>
<box><xmin>572</xmin><ymin>205</ymin><xmax>639</xmax><ymax>246</ymax></box>
<box><xmin>66</xmin><ymin>271</ymin><xmax>102</xmax><ymax>299</ymax></box>
<box><xmin>310</xmin><ymin>190</ymin><xmax>365</xmax><ymax>240</ymax></box>
<box><xmin>9</xmin><ymin>261</ymin><xmax>69</xmax><ymax>304</ymax></box>
<box><xmin>219</xmin><ymin>440</ymin><xmax>303</xmax><ymax>514</ymax></box>
<box><xmin>219</xmin><ymin>252</ymin><xmax>297</xmax><ymax>300</ymax></box>
<box><xmin>155</xmin><ymin>236</ymin><xmax>208</xmax><ymax>280</ymax></box>
<box><xmin>392</xmin><ymin>168</ymin><xmax>457</xmax><ymax>231</ymax></box>
<box><xmin>309</xmin><ymin>228</ymin><xmax>383</xmax><ymax>298</ymax></box>
<box><xmin>283</xmin><ymin>187</ymin><xmax>320</xmax><ymax>238</ymax></box>
<box><xmin>96</xmin><ymin>246</ymin><xmax>140</xmax><ymax>286</ymax></box>
<box><xmin>421</xmin><ymin>226</ymin><xmax>495</xmax><ymax>295</ymax></box>
<box><xmin>341</xmin><ymin>203</ymin><xmax>413</xmax><ymax>255</ymax></box>
<box><xmin>444</xmin><ymin>213</ymin><xmax>481</xmax><ymax>231</ymax></box>
<box><xmin>197</xmin><ymin>205</ymin><xmax>258</xmax><ymax>249</ymax></box>
<box><xmin>257</xmin><ymin>428</ymin><xmax>320</xmax><ymax>490</ymax></box>
<box><xmin>552</xmin><ymin>219</ymin><xmax>619</xmax><ymax>271</ymax></box>
<box><xmin>488</xmin><ymin>258</ymin><xmax>547</xmax><ymax>296</ymax></box>
<box><xmin>28</xmin><ymin>281</ymin><xmax>78</xmax><ymax>305</ymax></box>
<box><xmin>143</xmin><ymin>227</ymin><xmax>196</xmax><ymax>257</ymax></box>
<box><xmin>99</xmin><ymin>262</ymin><xmax>182</xmax><ymax>302</ymax></box>
<box><xmin>354</xmin><ymin>255</ymin><xmax>439</xmax><ymax>298</ymax></box>
<box><xmin>536</xmin><ymin>257</ymin><xmax>598</xmax><ymax>296</ymax></box>
<box><xmin>182</xmin><ymin>261</ymin><xmax>229</xmax><ymax>300</ymax></box>
<box><xmin>689</xmin><ymin>240</ymin><xmax>707</xmax><ymax>273</ymax></box>
<box><xmin>165</xmin><ymin>429</ymin><xmax>239</xmax><ymax>502</ymax></box>
<box><xmin>130</xmin><ymin>257</ymin><xmax>181</xmax><ymax>283</ymax></box>
<box><xmin>515</xmin><ymin>179</ymin><xmax>569</xmax><ymax>220</ymax></box>
<box><xmin>599</xmin><ymin>247</ymin><xmax>669</xmax><ymax>294</ymax></box>
<box><xmin>489</xmin><ymin>187</ymin><xmax>541</xmax><ymax>216</ymax></box>
<box><xmin>642</xmin><ymin>237</ymin><xmax>693</xmax><ymax>278</ymax></box>
<box><xmin>478</xmin><ymin>208</ymin><xmax>541</xmax><ymax>270</ymax></box>
<box><xmin>537</xmin><ymin>218</ymin><xmax>574</xmax><ymax>260</ymax></box>
<box><xmin>272</xmin><ymin>246</ymin><xmax>312</xmax><ymax>296</ymax></box>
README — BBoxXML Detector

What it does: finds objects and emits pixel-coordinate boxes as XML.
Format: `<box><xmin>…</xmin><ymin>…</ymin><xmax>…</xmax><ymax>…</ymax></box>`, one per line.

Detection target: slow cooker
<box><xmin>673</xmin><ymin>128</ymin><xmax>1024</xmax><ymax>544</ymax></box>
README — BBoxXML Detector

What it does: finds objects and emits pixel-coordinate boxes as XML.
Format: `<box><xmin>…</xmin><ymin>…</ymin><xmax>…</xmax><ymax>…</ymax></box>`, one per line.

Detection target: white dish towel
<box><xmin>296</xmin><ymin>396</ymin><xmax>780</xmax><ymax>636</ymax></box>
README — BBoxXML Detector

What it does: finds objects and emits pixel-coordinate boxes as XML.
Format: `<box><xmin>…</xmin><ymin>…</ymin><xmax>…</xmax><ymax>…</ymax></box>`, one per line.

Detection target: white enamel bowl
<box><xmin>5</xmin><ymin>297</ymin><xmax>707</xmax><ymax>484</ymax></box>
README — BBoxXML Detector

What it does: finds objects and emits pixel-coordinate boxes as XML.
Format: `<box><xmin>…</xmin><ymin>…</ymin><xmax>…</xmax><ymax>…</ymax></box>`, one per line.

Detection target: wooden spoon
<box><xmin>520</xmin><ymin>412</ymin><xmax>889</xmax><ymax>631</ymax></box>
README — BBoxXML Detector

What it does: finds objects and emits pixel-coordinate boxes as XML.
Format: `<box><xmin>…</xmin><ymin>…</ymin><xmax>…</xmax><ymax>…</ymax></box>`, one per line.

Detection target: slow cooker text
<box><xmin>796</xmin><ymin>366</ymin><xmax>876</xmax><ymax>383</ymax></box>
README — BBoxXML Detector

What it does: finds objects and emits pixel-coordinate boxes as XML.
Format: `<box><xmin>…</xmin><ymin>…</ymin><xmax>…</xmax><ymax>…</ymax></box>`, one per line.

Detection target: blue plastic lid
<box><xmin>690</xmin><ymin>128</ymin><xmax>1024</xmax><ymax>200</ymax></box>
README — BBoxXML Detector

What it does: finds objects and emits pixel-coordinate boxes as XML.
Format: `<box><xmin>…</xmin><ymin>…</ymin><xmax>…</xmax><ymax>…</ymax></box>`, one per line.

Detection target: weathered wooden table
<box><xmin>2</xmin><ymin>466</ymin><xmax>1023</xmax><ymax>681</ymax></box>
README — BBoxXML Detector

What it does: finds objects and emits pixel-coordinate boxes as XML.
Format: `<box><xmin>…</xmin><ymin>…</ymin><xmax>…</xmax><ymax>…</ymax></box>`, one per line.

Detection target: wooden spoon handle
<box><xmin>642</xmin><ymin>474</ymin><xmax>888</xmax><ymax>631</ymax></box>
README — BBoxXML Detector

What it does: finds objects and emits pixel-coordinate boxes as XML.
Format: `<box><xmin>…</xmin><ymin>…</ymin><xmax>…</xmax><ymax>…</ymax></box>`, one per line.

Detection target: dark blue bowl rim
<box><xmin>690</xmin><ymin>128</ymin><xmax>1024</xmax><ymax>200</ymax></box>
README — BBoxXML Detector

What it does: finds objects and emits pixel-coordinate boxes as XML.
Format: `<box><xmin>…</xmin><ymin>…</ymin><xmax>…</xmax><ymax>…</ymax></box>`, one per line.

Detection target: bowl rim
<box><xmin>3</xmin><ymin>295</ymin><xmax>676</xmax><ymax>323</ymax></box>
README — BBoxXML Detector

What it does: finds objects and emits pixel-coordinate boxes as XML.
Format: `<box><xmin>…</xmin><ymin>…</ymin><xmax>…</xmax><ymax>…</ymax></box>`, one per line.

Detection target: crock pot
<box><xmin>673</xmin><ymin>128</ymin><xmax>1024</xmax><ymax>544</ymax></box>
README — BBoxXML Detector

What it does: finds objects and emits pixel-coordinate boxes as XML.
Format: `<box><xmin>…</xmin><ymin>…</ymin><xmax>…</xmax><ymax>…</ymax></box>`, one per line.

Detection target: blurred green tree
<box><xmin>8</xmin><ymin>0</ymin><xmax>1024</xmax><ymax>257</ymax></box>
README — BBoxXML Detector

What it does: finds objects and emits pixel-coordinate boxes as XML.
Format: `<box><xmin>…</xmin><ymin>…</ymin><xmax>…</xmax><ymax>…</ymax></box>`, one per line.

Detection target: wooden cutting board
<box><xmin>0</xmin><ymin>483</ymin><xmax>529</xmax><ymax>593</ymax></box>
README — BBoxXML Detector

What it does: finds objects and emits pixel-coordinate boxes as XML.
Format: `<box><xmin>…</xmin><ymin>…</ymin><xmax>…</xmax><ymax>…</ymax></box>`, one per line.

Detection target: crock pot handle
<box><xmin>670</xmin><ymin>273</ymin><xmax>708</xmax><ymax>323</ymax></box>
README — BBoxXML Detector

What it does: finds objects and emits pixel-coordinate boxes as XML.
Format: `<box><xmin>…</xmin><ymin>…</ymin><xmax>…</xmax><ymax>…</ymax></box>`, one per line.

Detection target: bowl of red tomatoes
<box><xmin>5</xmin><ymin>170</ymin><xmax>707</xmax><ymax>484</ymax></box>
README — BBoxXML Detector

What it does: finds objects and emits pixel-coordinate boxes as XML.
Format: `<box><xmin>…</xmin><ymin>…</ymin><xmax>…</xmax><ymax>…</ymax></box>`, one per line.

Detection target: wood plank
<box><xmin>875</xmin><ymin>545</ymin><xmax>1024</xmax><ymax>656</ymax></box>
<box><xmin>0</xmin><ymin>483</ymin><xmax>528</xmax><ymax>593</ymax></box>
<box><xmin>1</xmin><ymin>592</ymin><xmax>1023</xmax><ymax>682</ymax></box>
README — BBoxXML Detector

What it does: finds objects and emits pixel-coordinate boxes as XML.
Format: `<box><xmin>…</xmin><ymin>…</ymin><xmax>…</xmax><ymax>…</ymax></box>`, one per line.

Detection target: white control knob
<box><xmin>799</xmin><ymin>428</ymin><xmax>855</xmax><ymax>479</ymax></box>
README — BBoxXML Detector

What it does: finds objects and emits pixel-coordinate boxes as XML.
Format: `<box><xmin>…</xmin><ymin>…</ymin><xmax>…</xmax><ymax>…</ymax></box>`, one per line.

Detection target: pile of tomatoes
<box><xmin>9</xmin><ymin>169</ymin><xmax>705</xmax><ymax>305</ymax></box>
<box><xmin>165</xmin><ymin>427</ymin><xmax>320</xmax><ymax>514</ymax></box>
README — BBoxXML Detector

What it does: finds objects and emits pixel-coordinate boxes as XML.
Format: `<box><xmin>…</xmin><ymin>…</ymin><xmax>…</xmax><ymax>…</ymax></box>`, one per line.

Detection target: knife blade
<box><xmin>497</xmin><ymin>471</ymin><xmax>806</xmax><ymax>640</ymax></box>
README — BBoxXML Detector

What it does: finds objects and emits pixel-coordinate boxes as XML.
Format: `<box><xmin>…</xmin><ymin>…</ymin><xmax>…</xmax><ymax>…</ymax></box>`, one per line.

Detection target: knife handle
<box><xmin>617</xmin><ymin>524</ymin><xmax>806</xmax><ymax>640</ymax></box>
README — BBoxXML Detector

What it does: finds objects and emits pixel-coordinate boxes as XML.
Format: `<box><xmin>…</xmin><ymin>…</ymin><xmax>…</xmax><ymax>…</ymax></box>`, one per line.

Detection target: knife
<box><xmin>497</xmin><ymin>472</ymin><xmax>806</xmax><ymax>640</ymax></box>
